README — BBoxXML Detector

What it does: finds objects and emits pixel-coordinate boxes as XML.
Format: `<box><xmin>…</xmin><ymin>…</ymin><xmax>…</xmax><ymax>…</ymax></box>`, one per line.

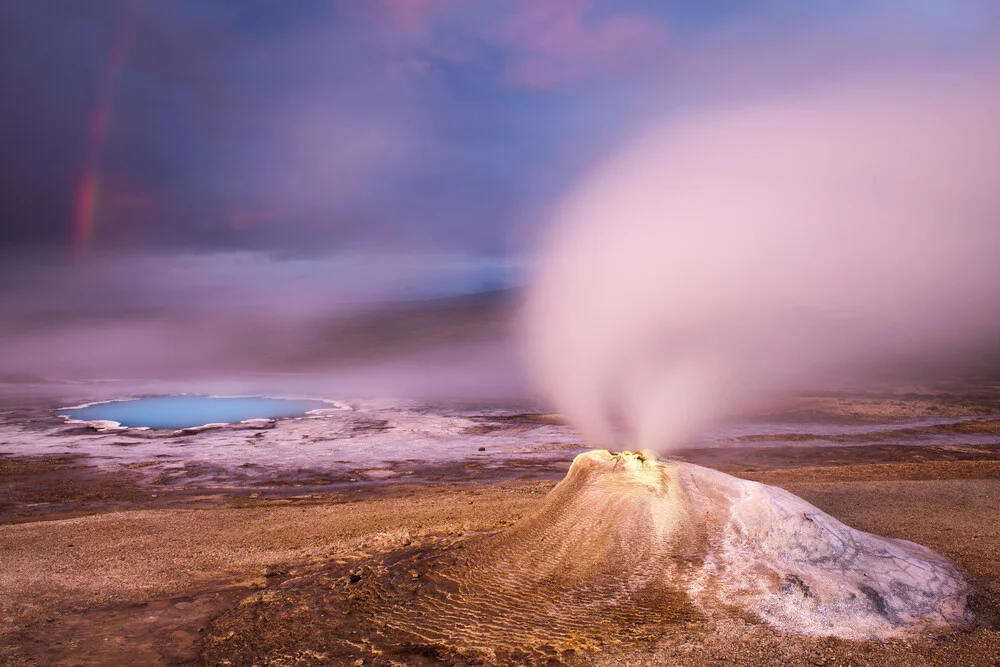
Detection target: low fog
<box><xmin>0</xmin><ymin>257</ymin><xmax>523</xmax><ymax>399</ymax></box>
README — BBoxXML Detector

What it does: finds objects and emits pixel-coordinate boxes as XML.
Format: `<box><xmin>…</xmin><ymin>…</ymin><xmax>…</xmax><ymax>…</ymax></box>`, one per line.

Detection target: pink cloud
<box><xmin>499</xmin><ymin>0</ymin><xmax>668</xmax><ymax>90</ymax></box>
<box><xmin>348</xmin><ymin>0</ymin><xmax>667</xmax><ymax>89</ymax></box>
<box><xmin>360</xmin><ymin>0</ymin><xmax>458</xmax><ymax>38</ymax></box>
<box><xmin>348</xmin><ymin>0</ymin><xmax>477</xmax><ymax>76</ymax></box>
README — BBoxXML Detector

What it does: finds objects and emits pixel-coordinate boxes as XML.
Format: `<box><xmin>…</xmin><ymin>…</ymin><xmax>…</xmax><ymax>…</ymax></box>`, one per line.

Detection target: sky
<box><xmin>0</xmin><ymin>0</ymin><xmax>996</xmax><ymax>384</ymax></box>
<box><xmin>3</xmin><ymin>0</ymin><xmax>677</xmax><ymax>263</ymax></box>
<box><xmin>2</xmin><ymin>1</ymin><xmax>992</xmax><ymax>265</ymax></box>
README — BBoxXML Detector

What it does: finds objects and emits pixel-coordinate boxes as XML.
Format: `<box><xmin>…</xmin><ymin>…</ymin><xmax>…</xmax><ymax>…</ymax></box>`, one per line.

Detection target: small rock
<box><xmin>478</xmin><ymin>446</ymin><xmax>486</xmax><ymax>452</ymax></box>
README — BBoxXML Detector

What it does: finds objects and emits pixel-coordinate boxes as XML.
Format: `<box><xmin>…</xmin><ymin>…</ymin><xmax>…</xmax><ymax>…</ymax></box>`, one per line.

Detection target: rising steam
<box><xmin>524</xmin><ymin>66</ymin><xmax>1000</xmax><ymax>450</ymax></box>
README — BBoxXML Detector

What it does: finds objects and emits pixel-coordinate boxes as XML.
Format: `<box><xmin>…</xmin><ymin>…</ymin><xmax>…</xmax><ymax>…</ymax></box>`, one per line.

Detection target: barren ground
<box><xmin>1</xmin><ymin>389</ymin><xmax>1000</xmax><ymax>666</ymax></box>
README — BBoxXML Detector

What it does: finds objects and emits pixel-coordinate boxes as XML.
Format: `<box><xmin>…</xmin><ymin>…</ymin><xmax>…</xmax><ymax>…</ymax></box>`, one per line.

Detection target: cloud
<box><xmin>498</xmin><ymin>0</ymin><xmax>669</xmax><ymax>90</ymax></box>
<box><xmin>362</xmin><ymin>0</ymin><xmax>457</xmax><ymax>38</ymax></box>
<box><xmin>354</xmin><ymin>0</ymin><xmax>670</xmax><ymax>91</ymax></box>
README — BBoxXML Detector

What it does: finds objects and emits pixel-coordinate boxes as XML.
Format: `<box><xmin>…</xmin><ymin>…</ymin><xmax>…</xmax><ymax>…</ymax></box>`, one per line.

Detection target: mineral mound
<box><xmin>469</xmin><ymin>449</ymin><xmax>969</xmax><ymax>640</ymax></box>
<box><xmin>204</xmin><ymin>451</ymin><xmax>970</xmax><ymax>665</ymax></box>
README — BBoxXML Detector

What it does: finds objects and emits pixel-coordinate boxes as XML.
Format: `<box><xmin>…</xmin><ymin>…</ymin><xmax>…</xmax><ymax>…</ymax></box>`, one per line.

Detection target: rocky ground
<box><xmin>1</xmin><ymin>385</ymin><xmax>999</xmax><ymax>665</ymax></box>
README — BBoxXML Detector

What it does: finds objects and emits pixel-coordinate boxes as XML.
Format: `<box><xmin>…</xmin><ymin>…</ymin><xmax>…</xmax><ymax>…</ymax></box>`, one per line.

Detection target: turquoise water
<box><xmin>60</xmin><ymin>395</ymin><xmax>331</xmax><ymax>429</ymax></box>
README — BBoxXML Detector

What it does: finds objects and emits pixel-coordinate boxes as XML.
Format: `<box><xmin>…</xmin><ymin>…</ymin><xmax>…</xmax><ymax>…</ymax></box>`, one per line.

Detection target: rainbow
<box><xmin>73</xmin><ymin>3</ymin><xmax>135</xmax><ymax>261</ymax></box>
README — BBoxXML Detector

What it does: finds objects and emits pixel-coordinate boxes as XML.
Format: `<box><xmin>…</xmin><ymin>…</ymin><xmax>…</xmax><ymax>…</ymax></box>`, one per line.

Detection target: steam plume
<box><xmin>524</xmin><ymin>66</ymin><xmax>1000</xmax><ymax>450</ymax></box>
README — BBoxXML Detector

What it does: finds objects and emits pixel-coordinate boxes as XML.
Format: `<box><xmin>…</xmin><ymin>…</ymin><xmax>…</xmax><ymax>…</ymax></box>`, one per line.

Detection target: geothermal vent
<box><xmin>477</xmin><ymin>450</ymin><xmax>970</xmax><ymax>640</ymax></box>
<box><xmin>205</xmin><ymin>452</ymin><xmax>970</xmax><ymax>664</ymax></box>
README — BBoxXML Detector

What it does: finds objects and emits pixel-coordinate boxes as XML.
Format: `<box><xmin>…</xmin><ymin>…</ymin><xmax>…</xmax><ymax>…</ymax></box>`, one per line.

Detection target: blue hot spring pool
<box><xmin>59</xmin><ymin>395</ymin><xmax>333</xmax><ymax>430</ymax></box>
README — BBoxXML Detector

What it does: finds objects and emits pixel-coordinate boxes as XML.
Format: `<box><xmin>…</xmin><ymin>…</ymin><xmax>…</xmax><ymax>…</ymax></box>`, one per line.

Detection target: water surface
<box><xmin>60</xmin><ymin>395</ymin><xmax>332</xmax><ymax>429</ymax></box>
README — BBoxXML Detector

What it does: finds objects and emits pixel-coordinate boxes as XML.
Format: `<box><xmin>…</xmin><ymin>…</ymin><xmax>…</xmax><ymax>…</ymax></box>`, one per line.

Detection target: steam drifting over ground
<box><xmin>524</xmin><ymin>65</ymin><xmax>1000</xmax><ymax>452</ymax></box>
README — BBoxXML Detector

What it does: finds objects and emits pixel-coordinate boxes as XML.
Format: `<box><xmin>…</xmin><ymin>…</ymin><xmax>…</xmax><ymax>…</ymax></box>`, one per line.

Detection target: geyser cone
<box><xmin>484</xmin><ymin>449</ymin><xmax>706</xmax><ymax>586</ymax></box>
<box><xmin>494</xmin><ymin>450</ymin><xmax>970</xmax><ymax>640</ymax></box>
<box><xmin>665</xmin><ymin>453</ymin><xmax>972</xmax><ymax>638</ymax></box>
<box><xmin>205</xmin><ymin>452</ymin><xmax>971</xmax><ymax>664</ymax></box>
